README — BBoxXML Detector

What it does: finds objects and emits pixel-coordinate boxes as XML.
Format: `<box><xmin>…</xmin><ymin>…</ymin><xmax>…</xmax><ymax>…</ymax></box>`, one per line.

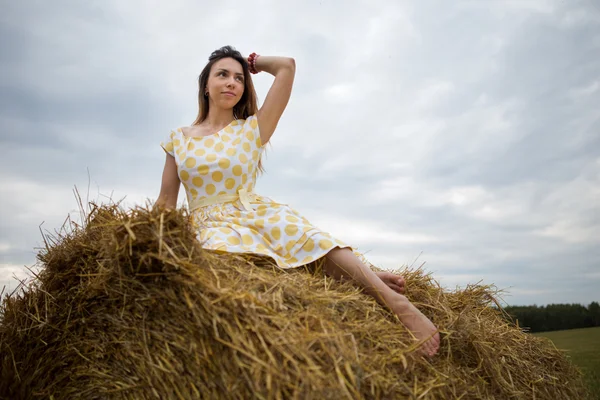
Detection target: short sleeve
<box><xmin>160</xmin><ymin>130</ymin><xmax>176</xmax><ymax>157</ymax></box>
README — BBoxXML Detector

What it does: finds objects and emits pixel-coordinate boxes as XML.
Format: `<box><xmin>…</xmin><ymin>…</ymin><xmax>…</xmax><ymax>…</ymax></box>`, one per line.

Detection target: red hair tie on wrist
<box><xmin>248</xmin><ymin>52</ymin><xmax>260</xmax><ymax>74</ymax></box>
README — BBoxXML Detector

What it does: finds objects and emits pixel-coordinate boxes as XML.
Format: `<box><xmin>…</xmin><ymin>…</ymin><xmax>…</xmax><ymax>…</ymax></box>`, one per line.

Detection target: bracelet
<box><xmin>248</xmin><ymin>53</ymin><xmax>258</xmax><ymax>74</ymax></box>
<box><xmin>248</xmin><ymin>52</ymin><xmax>260</xmax><ymax>74</ymax></box>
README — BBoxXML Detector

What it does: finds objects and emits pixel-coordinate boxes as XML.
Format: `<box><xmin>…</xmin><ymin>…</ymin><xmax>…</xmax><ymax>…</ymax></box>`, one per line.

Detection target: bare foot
<box><xmin>375</xmin><ymin>271</ymin><xmax>405</xmax><ymax>294</ymax></box>
<box><xmin>389</xmin><ymin>295</ymin><xmax>440</xmax><ymax>357</ymax></box>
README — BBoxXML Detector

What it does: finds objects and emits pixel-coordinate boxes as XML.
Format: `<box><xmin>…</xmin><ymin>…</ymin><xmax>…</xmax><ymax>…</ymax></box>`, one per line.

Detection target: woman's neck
<box><xmin>204</xmin><ymin>108</ymin><xmax>235</xmax><ymax>128</ymax></box>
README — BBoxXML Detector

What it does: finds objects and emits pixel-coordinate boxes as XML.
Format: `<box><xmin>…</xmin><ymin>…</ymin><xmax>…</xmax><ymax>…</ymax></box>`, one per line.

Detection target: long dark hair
<box><xmin>193</xmin><ymin>46</ymin><xmax>258</xmax><ymax>124</ymax></box>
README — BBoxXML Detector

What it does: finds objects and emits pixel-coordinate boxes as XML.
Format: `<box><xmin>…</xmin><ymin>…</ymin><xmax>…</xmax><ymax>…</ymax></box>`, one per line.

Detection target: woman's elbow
<box><xmin>156</xmin><ymin>182</ymin><xmax>180</xmax><ymax>210</ymax></box>
<box><xmin>287</xmin><ymin>57</ymin><xmax>296</xmax><ymax>71</ymax></box>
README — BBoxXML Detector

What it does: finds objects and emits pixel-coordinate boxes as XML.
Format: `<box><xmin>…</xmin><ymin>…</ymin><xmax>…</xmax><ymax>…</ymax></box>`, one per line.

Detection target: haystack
<box><xmin>0</xmin><ymin>202</ymin><xmax>589</xmax><ymax>399</ymax></box>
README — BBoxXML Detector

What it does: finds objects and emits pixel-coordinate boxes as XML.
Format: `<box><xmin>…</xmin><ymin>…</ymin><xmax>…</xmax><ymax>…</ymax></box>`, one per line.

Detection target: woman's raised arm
<box><xmin>253</xmin><ymin>55</ymin><xmax>296</xmax><ymax>145</ymax></box>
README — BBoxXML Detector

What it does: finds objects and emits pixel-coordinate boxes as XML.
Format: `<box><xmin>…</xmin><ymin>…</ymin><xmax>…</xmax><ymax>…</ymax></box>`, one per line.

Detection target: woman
<box><xmin>156</xmin><ymin>45</ymin><xmax>440</xmax><ymax>356</ymax></box>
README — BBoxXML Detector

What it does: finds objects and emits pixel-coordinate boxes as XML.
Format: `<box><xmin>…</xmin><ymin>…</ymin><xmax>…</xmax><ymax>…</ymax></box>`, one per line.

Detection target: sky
<box><xmin>1</xmin><ymin>0</ymin><xmax>598</xmax><ymax>306</ymax></box>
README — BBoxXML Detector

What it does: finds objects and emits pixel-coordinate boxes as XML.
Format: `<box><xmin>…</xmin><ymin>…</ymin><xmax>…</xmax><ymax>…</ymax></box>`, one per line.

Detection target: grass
<box><xmin>535</xmin><ymin>327</ymin><xmax>600</xmax><ymax>398</ymax></box>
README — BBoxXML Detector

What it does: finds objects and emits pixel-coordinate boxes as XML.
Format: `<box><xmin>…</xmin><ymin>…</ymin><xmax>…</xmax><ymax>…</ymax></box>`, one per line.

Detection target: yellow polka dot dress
<box><xmin>160</xmin><ymin>114</ymin><xmax>374</xmax><ymax>269</ymax></box>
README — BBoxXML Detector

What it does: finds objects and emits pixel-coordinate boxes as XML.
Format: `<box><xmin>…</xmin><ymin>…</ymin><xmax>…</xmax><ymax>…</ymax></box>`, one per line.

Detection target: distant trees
<box><xmin>504</xmin><ymin>302</ymin><xmax>600</xmax><ymax>333</ymax></box>
<box><xmin>588</xmin><ymin>301</ymin><xmax>600</xmax><ymax>326</ymax></box>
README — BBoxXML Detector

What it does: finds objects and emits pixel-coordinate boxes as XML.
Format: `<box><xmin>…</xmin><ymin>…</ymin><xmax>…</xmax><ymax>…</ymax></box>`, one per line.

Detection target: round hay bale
<box><xmin>0</xmin><ymin>203</ymin><xmax>589</xmax><ymax>399</ymax></box>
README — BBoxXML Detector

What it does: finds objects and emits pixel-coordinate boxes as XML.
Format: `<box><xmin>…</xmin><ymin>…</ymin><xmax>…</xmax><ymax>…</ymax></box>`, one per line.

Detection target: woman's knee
<box><xmin>325</xmin><ymin>246</ymin><xmax>348</xmax><ymax>260</ymax></box>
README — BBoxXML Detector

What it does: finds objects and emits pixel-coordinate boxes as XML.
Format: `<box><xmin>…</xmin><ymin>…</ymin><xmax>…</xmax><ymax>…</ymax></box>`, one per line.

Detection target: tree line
<box><xmin>503</xmin><ymin>302</ymin><xmax>600</xmax><ymax>333</ymax></box>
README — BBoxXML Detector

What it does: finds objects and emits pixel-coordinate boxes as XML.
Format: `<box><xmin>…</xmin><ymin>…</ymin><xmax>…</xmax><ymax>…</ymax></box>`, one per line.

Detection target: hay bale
<box><xmin>0</xmin><ymin>203</ymin><xmax>589</xmax><ymax>399</ymax></box>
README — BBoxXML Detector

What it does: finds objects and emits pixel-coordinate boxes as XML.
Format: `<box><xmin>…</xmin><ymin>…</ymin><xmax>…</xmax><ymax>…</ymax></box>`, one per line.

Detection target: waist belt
<box><xmin>189</xmin><ymin>188</ymin><xmax>258</xmax><ymax>212</ymax></box>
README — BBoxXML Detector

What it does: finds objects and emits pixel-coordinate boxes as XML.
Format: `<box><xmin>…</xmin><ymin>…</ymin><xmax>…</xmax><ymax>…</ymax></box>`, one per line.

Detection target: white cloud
<box><xmin>413</xmin><ymin>80</ymin><xmax>455</xmax><ymax>110</ymax></box>
<box><xmin>442</xmin><ymin>185</ymin><xmax>533</xmax><ymax>223</ymax></box>
<box><xmin>435</xmin><ymin>273</ymin><xmax>488</xmax><ymax>288</ymax></box>
<box><xmin>298</xmin><ymin>209</ymin><xmax>442</xmax><ymax>247</ymax></box>
<box><xmin>460</xmin><ymin>0</ymin><xmax>556</xmax><ymax>16</ymax></box>
<box><xmin>0</xmin><ymin>263</ymin><xmax>38</xmax><ymax>297</ymax></box>
<box><xmin>569</xmin><ymin>80</ymin><xmax>600</xmax><ymax>98</ymax></box>
<box><xmin>559</xmin><ymin>7</ymin><xmax>600</xmax><ymax>29</ymax></box>
<box><xmin>0</xmin><ymin>177</ymin><xmax>79</xmax><ymax>225</ymax></box>
<box><xmin>367</xmin><ymin>176</ymin><xmax>440</xmax><ymax>206</ymax></box>
<box><xmin>584</xmin><ymin>271</ymin><xmax>600</xmax><ymax>280</ymax></box>
<box><xmin>323</xmin><ymin>83</ymin><xmax>360</xmax><ymax>104</ymax></box>
<box><xmin>534</xmin><ymin>216</ymin><xmax>600</xmax><ymax>245</ymax></box>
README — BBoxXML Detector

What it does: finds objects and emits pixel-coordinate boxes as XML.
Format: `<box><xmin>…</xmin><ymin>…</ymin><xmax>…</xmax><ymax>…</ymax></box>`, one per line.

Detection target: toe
<box><xmin>420</xmin><ymin>343</ymin><xmax>436</xmax><ymax>358</ymax></box>
<box><xmin>426</xmin><ymin>341</ymin><xmax>438</xmax><ymax>357</ymax></box>
<box><xmin>388</xmin><ymin>284</ymin><xmax>403</xmax><ymax>294</ymax></box>
<box><xmin>431</xmin><ymin>336</ymin><xmax>440</xmax><ymax>354</ymax></box>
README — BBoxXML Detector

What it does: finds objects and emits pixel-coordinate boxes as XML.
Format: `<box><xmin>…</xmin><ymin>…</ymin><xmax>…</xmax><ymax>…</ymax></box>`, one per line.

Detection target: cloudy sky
<box><xmin>1</xmin><ymin>0</ymin><xmax>598</xmax><ymax>306</ymax></box>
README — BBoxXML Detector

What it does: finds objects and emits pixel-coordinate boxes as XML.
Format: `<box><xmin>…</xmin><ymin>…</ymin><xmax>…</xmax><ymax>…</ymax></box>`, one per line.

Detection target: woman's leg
<box><xmin>323</xmin><ymin>247</ymin><xmax>440</xmax><ymax>356</ymax></box>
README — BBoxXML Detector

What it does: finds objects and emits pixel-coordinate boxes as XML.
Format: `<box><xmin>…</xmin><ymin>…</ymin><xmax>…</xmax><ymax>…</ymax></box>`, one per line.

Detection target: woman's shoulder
<box><xmin>163</xmin><ymin>127</ymin><xmax>184</xmax><ymax>146</ymax></box>
<box><xmin>165</xmin><ymin>126</ymin><xmax>183</xmax><ymax>136</ymax></box>
<box><xmin>170</xmin><ymin>127</ymin><xmax>193</xmax><ymax>141</ymax></box>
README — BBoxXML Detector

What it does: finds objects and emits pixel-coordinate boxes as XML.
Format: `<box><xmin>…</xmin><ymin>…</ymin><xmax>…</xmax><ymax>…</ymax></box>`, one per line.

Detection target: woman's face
<box><xmin>206</xmin><ymin>57</ymin><xmax>245</xmax><ymax>109</ymax></box>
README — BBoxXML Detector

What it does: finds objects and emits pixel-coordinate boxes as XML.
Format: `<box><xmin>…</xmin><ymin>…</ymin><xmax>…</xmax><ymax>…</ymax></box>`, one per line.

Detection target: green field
<box><xmin>535</xmin><ymin>327</ymin><xmax>600</xmax><ymax>398</ymax></box>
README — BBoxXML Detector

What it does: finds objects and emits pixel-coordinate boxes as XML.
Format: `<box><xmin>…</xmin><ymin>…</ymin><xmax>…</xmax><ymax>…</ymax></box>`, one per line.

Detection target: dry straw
<box><xmin>0</xmin><ymin>199</ymin><xmax>589</xmax><ymax>399</ymax></box>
